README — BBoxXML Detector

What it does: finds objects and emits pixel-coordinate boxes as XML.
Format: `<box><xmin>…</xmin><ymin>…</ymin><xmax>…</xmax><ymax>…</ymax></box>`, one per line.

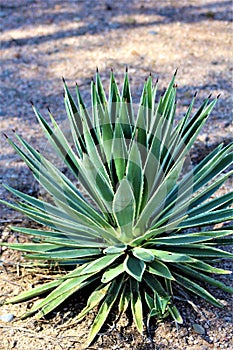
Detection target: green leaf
<box><xmin>111</xmin><ymin>120</ymin><xmax>127</xmax><ymax>181</ymax></box>
<box><xmin>145</xmin><ymin>291</ymin><xmax>154</xmax><ymax>310</ymax></box>
<box><xmin>148</xmin><ymin>249</ymin><xmax>196</xmax><ymax>263</ymax></box>
<box><xmin>24</xmin><ymin>247</ymin><xmax>101</xmax><ymax>260</ymax></box>
<box><xmin>143</xmin><ymin>272</ymin><xmax>168</xmax><ymax>297</ymax></box>
<box><xmin>166</xmin><ymin>244</ymin><xmax>233</xmax><ymax>258</ymax></box>
<box><xmin>80</xmin><ymin>253</ymin><xmax>122</xmax><ymax>275</ymax></box>
<box><xmin>1</xmin><ymin>198</ymin><xmax>117</xmax><ymax>245</ymax></box>
<box><xmin>3</xmin><ymin>139</ymin><xmax>112</xmax><ymax>229</ymax></box>
<box><xmin>179</xmin><ymin>209</ymin><xmax>233</xmax><ymax>229</ymax></box>
<box><xmin>174</xmin><ymin>273</ymin><xmax>223</xmax><ymax>308</ymax></box>
<box><xmin>134</xmin><ymin>90</ymin><xmax>147</xmax><ymax>147</ymax></box>
<box><xmin>154</xmin><ymin>149</ymin><xmax>232</xmax><ymax>228</ymax></box>
<box><xmin>112</xmin><ymin>179</ymin><xmax>136</xmax><ymax>243</ymax></box>
<box><xmin>132</xmin><ymin>247</ymin><xmax>155</xmax><ymax>262</ymax></box>
<box><xmin>186</xmin><ymin>260</ymin><xmax>232</xmax><ymax>275</ymax></box>
<box><xmin>168</xmin><ymin>305</ymin><xmax>183</xmax><ymax>324</ymax></box>
<box><xmin>109</xmin><ymin>70</ymin><xmax>120</xmax><ymax>124</ymax></box>
<box><xmin>131</xmin><ymin>215</ymin><xmax>186</xmax><ymax>246</ymax></box>
<box><xmin>35</xmin><ymin>276</ymin><xmax>98</xmax><ymax>320</ymax></box>
<box><xmin>86</xmin><ymin>276</ymin><xmax>124</xmax><ymax>347</ymax></box>
<box><xmin>76</xmin><ymin>283</ymin><xmax>111</xmax><ymax>322</ymax></box>
<box><xmin>101</xmin><ymin>263</ymin><xmax>125</xmax><ymax>283</ymax></box>
<box><xmin>130</xmin><ymin>278</ymin><xmax>143</xmax><ymax>334</ymax></box>
<box><xmin>126</xmin><ymin>141</ymin><xmax>143</xmax><ymax>217</ymax></box>
<box><xmin>188</xmin><ymin>172</ymin><xmax>232</xmax><ymax>210</ymax></box>
<box><xmin>5</xmin><ymin>280</ymin><xmax>61</xmax><ymax>304</ymax></box>
<box><xmin>96</xmin><ymin>69</ymin><xmax>108</xmax><ymax>105</ymax></box>
<box><xmin>137</xmin><ymin>159</ymin><xmax>184</xmax><ymax>229</ymax></box>
<box><xmin>75</xmin><ymin>83</ymin><xmax>92</xmax><ymax>130</ymax></box>
<box><xmin>24</xmin><ymin>265</ymin><xmax>95</xmax><ymax>317</ymax></box>
<box><xmin>145</xmin><ymin>75</ymin><xmax>154</xmax><ymax>133</ymax></box>
<box><xmin>147</xmin><ymin>260</ymin><xmax>174</xmax><ymax>280</ymax></box>
<box><xmin>209</xmin><ymin>237</ymin><xmax>233</xmax><ymax>246</ymax></box>
<box><xmin>124</xmin><ymin>256</ymin><xmax>145</xmax><ymax>282</ymax></box>
<box><xmin>63</xmin><ymin>82</ymin><xmax>85</xmax><ymax>155</ymax></box>
<box><xmin>118</xmin><ymin>284</ymin><xmax>131</xmax><ymax>314</ymax></box>
<box><xmin>175</xmin><ymin>265</ymin><xmax>233</xmax><ymax>294</ymax></box>
<box><xmin>154</xmin><ymin>292</ymin><xmax>170</xmax><ymax>315</ymax></box>
<box><xmin>81</xmin><ymin>154</ymin><xmax>114</xmax><ymax>211</ymax></box>
<box><xmin>119</xmin><ymin>98</ymin><xmax>132</xmax><ymax>139</ymax></box>
<box><xmin>143</xmin><ymin>121</ymin><xmax>162</xmax><ymax>197</ymax></box>
<box><xmin>103</xmin><ymin>244</ymin><xmax>127</xmax><ymax>254</ymax></box>
<box><xmin>187</xmin><ymin>191</ymin><xmax>233</xmax><ymax>217</ymax></box>
<box><xmin>121</xmin><ymin>70</ymin><xmax>134</xmax><ymax>125</ymax></box>
<box><xmin>11</xmin><ymin>232</ymin><xmax>105</xmax><ymax>249</ymax></box>
<box><xmin>0</xmin><ymin>243</ymin><xmax>59</xmax><ymax>253</ymax></box>
<box><xmin>81</xmin><ymin>113</ymin><xmax>113</xmax><ymax>189</ymax></box>
<box><xmin>148</xmin><ymin>229</ymin><xmax>233</xmax><ymax>245</ymax></box>
<box><xmin>10</xmin><ymin>226</ymin><xmax>73</xmax><ymax>243</ymax></box>
<box><xmin>172</xmin><ymin>97</ymin><xmax>218</xmax><ymax>165</ymax></box>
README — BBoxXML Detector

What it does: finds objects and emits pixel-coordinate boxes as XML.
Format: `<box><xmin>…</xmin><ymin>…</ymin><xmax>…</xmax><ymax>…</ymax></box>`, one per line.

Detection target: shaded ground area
<box><xmin>0</xmin><ymin>1</ymin><xmax>232</xmax><ymax>349</ymax></box>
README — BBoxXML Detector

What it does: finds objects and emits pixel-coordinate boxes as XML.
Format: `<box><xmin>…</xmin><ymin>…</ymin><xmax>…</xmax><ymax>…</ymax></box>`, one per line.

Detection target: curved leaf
<box><xmin>174</xmin><ymin>273</ymin><xmax>223</xmax><ymax>308</ymax></box>
<box><xmin>130</xmin><ymin>278</ymin><xmax>143</xmax><ymax>334</ymax></box>
<box><xmin>86</xmin><ymin>276</ymin><xmax>124</xmax><ymax>347</ymax></box>
<box><xmin>76</xmin><ymin>283</ymin><xmax>111</xmax><ymax>322</ymax></box>
<box><xmin>124</xmin><ymin>256</ymin><xmax>145</xmax><ymax>282</ymax></box>
<box><xmin>147</xmin><ymin>260</ymin><xmax>174</xmax><ymax>280</ymax></box>
<box><xmin>101</xmin><ymin>263</ymin><xmax>125</xmax><ymax>283</ymax></box>
<box><xmin>80</xmin><ymin>253</ymin><xmax>122</xmax><ymax>275</ymax></box>
<box><xmin>132</xmin><ymin>247</ymin><xmax>155</xmax><ymax>262</ymax></box>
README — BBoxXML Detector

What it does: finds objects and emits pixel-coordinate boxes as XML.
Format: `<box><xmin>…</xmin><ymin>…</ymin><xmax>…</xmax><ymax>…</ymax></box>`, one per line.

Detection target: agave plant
<box><xmin>1</xmin><ymin>69</ymin><xmax>233</xmax><ymax>347</ymax></box>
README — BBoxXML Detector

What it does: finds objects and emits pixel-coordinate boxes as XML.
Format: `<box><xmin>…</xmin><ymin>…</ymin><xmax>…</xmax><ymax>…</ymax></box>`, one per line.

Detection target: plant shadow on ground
<box><xmin>1</xmin><ymin>0</ymin><xmax>232</xmax><ymax>128</ymax></box>
<box><xmin>1</xmin><ymin>0</ymin><xmax>232</xmax><ymax>35</ymax></box>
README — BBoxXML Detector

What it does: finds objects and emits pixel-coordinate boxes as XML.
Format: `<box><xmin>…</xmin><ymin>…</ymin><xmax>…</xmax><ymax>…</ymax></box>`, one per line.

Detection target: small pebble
<box><xmin>223</xmin><ymin>316</ymin><xmax>232</xmax><ymax>322</ymax></box>
<box><xmin>193</xmin><ymin>323</ymin><xmax>205</xmax><ymax>335</ymax></box>
<box><xmin>148</xmin><ymin>30</ymin><xmax>158</xmax><ymax>35</ymax></box>
<box><xmin>0</xmin><ymin>313</ymin><xmax>14</xmax><ymax>322</ymax></box>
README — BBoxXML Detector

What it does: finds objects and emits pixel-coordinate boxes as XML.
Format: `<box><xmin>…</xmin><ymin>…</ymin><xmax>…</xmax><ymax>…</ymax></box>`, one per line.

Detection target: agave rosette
<box><xmin>1</xmin><ymin>69</ymin><xmax>233</xmax><ymax>346</ymax></box>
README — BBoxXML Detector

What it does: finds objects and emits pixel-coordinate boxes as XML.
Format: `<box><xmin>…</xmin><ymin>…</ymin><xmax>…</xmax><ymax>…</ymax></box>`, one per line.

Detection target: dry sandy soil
<box><xmin>0</xmin><ymin>1</ymin><xmax>232</xmax><ymax>349</ymax></box>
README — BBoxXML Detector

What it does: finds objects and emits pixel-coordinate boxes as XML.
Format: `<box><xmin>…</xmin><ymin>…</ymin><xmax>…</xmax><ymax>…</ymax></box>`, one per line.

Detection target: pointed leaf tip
<box><xmin>3</xmin><ymin>133</ymin><xmax>8</xmax><ymax>139</ymax></box>
<box><xmin>174</xmin><ymin>68</ymin><xmax>178</xmax><ymax>76</ymax></box>
<box><xmin>194</xmin><ymin>91</ymin><xmax>198</xmax><ymax>97</ymax></box>
<box><xmin>125</xmin><ymin>66</ymin><xmax>128</xmax><ymax>72</ymax></box>
<box><xmin>217</xmin><ymin>93</ymin><xmax>221</xmax><ymax>99</ymax></box>
<box><xmin>96</xmin><ymin>66</ymin><xmax>99</xmax><ymax>73</ymax></box>
<box><xmin>30</xmin><ymin>100</ymin><xmax>34</xmax><ymax>106</ymax></box>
